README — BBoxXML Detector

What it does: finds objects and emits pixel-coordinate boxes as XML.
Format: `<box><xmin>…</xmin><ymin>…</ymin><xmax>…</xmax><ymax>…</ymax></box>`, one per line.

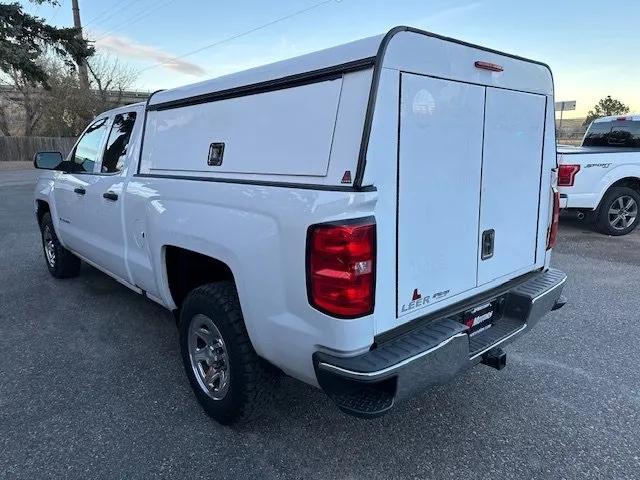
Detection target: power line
<box><xmin>136</xmin><ymin>0</ymin><xmax>340</xmax><ymax>75</ymax></box>
<box><xmin>92</xmin><ymin>0</ymin><xmax>176</xmax><ymax>42</ymax></box>
<box><xmin>84</xmin><ymin>0</ymin><xmax>145</xmax><ymax>28</ymax></box>
<box><xmin>49</xmin><ymin>0</ymin><xmax>65</xmax><ymax>23</ymax></box>
<box><xmin>84</xmin><ymin>0</ymin><xmax>130</xmax><ymax>25</ymax></box>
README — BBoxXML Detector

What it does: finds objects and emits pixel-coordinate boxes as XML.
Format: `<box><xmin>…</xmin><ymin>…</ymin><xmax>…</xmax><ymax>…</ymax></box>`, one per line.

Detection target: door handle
<box><xmin>103</xmin><ymin>191</ymin><xmax>118</xmax><ymax>201</ymax></box>
<box><xmin>481</xmin><ymin>229</ymin><xmax>495</xmax><ymax>260</ymax></box>
<box><xmin>73</xmin><ymin>187</ymin><xmax>86</xmax><ymax>195</ymax></box>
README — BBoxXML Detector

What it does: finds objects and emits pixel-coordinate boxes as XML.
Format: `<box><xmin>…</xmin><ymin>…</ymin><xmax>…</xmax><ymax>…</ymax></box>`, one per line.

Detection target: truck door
<box><xmin>80</xmin><ymin>111</ymin><xmax>139</xmax><ymax>282</ymax></box>
<box><xmin>477</xmin><ymin>88</ymin><xmax>546</xmax><ymax>285</ymax></box>
<box><xmin>53</xmin><ymin>117</ymin><xmax>110</xmax><ymax>253</ymax></box>
<box><xmin>397</xmin><ymin>73</ymin><xmax>485</xmax><ymax>317</ymax></box>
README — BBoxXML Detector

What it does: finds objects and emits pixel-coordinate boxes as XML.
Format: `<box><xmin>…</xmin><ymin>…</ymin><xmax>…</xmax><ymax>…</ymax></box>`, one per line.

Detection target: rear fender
<box><xmin>595</xmin><ymin>165</ymin><xmax>640</xmax><ymax>209</ymax></box>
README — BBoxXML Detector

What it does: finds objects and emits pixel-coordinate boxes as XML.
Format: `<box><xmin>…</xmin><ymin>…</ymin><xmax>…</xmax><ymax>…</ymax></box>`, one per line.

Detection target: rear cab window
<box><xmin>583</xmin><ymin>120</ymin><xmax>640</xmax><ymax>148</ymax></box>
<box><xmin>101</xmin><ymin>112</ymin><xmax>137</xmax><ymax>174</ymax></box>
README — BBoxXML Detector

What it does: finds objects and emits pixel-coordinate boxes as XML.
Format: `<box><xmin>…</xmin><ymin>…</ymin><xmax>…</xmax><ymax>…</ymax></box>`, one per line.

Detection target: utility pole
<box><xmin>71</xmin><ymin>0</ymin><xmax>90</xmax><ymax>89</ymax></box>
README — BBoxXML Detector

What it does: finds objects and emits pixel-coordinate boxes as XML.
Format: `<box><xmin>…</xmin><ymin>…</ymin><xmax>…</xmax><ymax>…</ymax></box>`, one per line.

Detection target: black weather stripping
<box><xmin>146</xmin><ymin>57</ymin><xmax>376</xmax><ymax>112</ymax></box>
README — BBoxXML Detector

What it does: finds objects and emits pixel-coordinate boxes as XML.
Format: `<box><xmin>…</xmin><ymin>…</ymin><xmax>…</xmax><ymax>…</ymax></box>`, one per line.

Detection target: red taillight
<box><xmin>307</xmin><ymin>218</ymin><xmax>376</xmax><ymax>318</ymax></box>
<box><xmin>547</xmin><ymin>189</ymin><xmax>560</xmax><ymax>250</ymax></box>
<box><xmin>558</xmin><ymin>164</ymin><xmax>580</xmax><ymax>186</ymax></box>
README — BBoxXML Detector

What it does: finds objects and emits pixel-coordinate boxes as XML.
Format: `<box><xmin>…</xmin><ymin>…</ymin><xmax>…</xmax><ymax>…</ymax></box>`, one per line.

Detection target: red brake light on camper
<box><xmin>307</xmin><ymin>218</ymin><xmax>376</xmax><ymax>318</ymax></box>
<box><xmin>558</xmin><ymin>164</ymin><xmax>580</xmax><ymax>186</ymax></box>
<box><xmin>474</xmin><ymin>61</ymin><xmax>503</xmax><ymax>72</ymax></box>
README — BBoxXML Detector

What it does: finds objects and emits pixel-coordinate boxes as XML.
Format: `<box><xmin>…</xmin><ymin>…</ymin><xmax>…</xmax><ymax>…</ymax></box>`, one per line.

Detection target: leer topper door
<box><xmin>477</xmin><ymin>88</ymin><xmax>546</xmax><ymax>285</ymax></box>
<box><xmin>397</xmin><ymin>73</ymin><xmax>485</xmax><ymax>317</ymax></box>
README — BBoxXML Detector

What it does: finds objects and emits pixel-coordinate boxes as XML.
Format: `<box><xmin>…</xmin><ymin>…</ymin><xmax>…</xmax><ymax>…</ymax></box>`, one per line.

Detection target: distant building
<box><xmin>0</xmin><ymin>85</ymin><xmax>149</xmax><ymax>105</ymax></box>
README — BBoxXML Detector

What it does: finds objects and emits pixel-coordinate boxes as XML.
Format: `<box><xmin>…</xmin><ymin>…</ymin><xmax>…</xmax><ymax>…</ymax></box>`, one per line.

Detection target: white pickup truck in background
<box><xmin>33</xmin><ymin>26</ymin><xmax>566</xmax><ymax>424</ymax></box>
<box><xmin>558</xmin><ymin>114</ymin><xmax>640</xmax><ymax>235</ymax></box>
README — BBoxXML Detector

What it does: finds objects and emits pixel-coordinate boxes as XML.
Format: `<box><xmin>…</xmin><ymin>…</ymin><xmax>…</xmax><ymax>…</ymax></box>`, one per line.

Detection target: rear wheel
<box><xmin>178</xmin><ymin>282</ymin><xmax>276</xmax><ymax>424</ymax></box>
<box><xmin>597</xmin><ymin>187</ymin><xmax>640</xmax><ymax>236</ymax></box>
<box><xmin>39</xmin><ymin>212</ymin><xmax>81</xmax><ymax>278</ymax></box>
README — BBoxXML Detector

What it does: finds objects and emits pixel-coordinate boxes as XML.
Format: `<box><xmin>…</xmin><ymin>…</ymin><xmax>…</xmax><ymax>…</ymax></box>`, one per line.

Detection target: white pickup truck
<box><xmin>558</xmin><ymin>114</ymin><xmax>640</xmax><ymax>235</ymax></box>
<box><xmin>33</xmin><ymin>26</ymin><xmax>566</xmax><ymax>424</ymax></box>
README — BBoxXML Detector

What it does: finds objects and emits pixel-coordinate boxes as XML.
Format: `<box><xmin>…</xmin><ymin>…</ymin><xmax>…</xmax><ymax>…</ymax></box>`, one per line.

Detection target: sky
<box><xmin>23</xmin><ymin>0</ymin><xmax>640</xmax><ymax>118</ymax></box>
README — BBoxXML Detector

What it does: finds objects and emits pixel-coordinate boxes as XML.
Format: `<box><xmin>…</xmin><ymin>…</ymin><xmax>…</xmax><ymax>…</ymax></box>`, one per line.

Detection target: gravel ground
<box><xmin>0</xmin><ymin>170</ymin><xmax>638</xmax><ymax>479</ymax></box>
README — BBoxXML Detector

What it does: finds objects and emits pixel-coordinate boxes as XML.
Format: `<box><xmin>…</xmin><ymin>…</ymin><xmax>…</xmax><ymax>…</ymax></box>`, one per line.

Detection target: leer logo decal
<box><xmin>401</xmin><ymin>288</ymin><xmax>450</xmax><ymax>313</ymax></box>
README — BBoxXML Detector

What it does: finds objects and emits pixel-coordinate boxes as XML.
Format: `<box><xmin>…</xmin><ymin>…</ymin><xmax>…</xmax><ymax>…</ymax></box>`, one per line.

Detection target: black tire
<box><xmin>178</xmin><ymin>282</ymin><xmax>277</xmax><ymax>425</ymax></box>
<box><xmin>596</xmin><ymin>186</ymin><xmax>640</xmax><ymax>236</ymax></box>
<box><xmin>39</xmin><ymin>212</ymin><xmax>81</xmax><ymax>278</ymax></box>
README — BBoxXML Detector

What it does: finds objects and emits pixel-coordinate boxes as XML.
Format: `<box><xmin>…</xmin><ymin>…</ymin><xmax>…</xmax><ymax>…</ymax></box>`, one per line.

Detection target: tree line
<box><xmin>0</xmin><ymin>1</ymin><xmax>633</xmax><ymax>138</ymax></box>
<box><xmin>583</xmin><ymin>96</ymin><xmax>631</xmax><ymax>126</ymax></box>
<box><xmin>0</xmin><ymin>0</ymin><xmax>140</xmax><ymax>137</ymax></box>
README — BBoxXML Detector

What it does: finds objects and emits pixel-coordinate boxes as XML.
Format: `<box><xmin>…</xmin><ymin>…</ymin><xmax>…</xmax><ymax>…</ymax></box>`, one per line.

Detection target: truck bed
<box><xmin>558</xmin><ymin>146</ymin><xmax>640</xmax><ymax>155</ymax></box>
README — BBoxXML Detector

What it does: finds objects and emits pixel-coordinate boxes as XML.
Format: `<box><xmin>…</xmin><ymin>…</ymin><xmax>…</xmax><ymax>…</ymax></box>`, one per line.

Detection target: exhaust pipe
<box><xmin>481</xmin><ymin>347</ymin><xmax>507</xmax><ymax>370</ymax></box>
<box><xmin>576</xmin><ymin>212</ymin><xmax>585</xmax><ymax>220</ymax></box>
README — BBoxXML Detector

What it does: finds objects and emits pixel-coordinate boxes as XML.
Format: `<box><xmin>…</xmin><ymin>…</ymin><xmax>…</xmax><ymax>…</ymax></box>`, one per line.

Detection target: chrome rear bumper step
<box><xmin>313</xmin><ymin>268</ymin><xmax>567</xmax><ymax>418</ymax></box>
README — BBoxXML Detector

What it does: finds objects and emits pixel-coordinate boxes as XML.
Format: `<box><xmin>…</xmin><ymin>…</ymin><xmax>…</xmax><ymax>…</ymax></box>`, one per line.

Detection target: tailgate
<box><xmin>396</xmin><ymin>72</ymin><xmax>546</xmax><ymax>320</ymax></box>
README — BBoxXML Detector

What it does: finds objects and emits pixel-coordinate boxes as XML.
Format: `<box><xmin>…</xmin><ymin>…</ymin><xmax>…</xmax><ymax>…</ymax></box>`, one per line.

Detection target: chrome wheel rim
<box><xmin>43</xmin><ymin>226</ymin><xmax>56</xmax><ymax>267</ymax></box>
<box><xmin>608</xmin><ymin>195</ymin><xmax>638</xmax><ymax>230</ymax></box>
<box><xmin>188</xmin><ymin>314</ymin><xmax>230</xmax><ymax>400</ymax></box>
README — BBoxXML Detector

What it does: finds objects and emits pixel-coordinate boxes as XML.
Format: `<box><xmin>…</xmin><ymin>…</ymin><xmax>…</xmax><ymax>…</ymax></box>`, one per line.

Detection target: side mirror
<box><xmin>33</xmin><ymin>151</ymin><xmax>64</xmax><ymax>171</ymax></box>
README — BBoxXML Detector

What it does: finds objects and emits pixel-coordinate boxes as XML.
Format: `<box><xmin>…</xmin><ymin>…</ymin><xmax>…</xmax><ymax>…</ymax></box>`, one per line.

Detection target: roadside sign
<box><xmin>555</xmin><ymin>100</ymin><xmax>576</xmax><ymax>112</ymax></box>
<box><xmin>555</xmin><ymin>100</ymin><xmax>577</xmax><ymax>133</ymax></box>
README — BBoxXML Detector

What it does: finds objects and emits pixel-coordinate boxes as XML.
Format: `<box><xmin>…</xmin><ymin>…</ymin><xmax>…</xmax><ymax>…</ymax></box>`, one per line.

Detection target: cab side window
<box><xmin>101</xmin><ymin>112</ymin><xmax>137</xmax><ymax>174</ymax></box>
<box><xmin>71</xmin><ymin>118</ymin><xmax>109</xmax><ymax>173</ymax></box>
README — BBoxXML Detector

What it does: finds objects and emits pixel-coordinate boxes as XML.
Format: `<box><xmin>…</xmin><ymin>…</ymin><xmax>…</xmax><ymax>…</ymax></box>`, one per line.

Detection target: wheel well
<box><xmin>165</xmin><ymin>246</ymin><xmax>235</xmax><ymax>308</ymax></box>
<box><xmin>36</xmin><ymin>200</ymin><xmax>50</xmax><ymax>226</ymax></box>
<box><xmin>596</xmin><ymin>177</ymin><xmax>640</xmax><ymax>213</ymax></box>
<box><xmin>609</xmin><ymin>177</ymin><xmax>640</xmax><ymax>193</ymax></box>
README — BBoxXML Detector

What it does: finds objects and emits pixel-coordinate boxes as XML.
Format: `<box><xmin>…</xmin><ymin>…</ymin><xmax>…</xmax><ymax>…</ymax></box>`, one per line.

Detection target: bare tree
<box><xmin>0</xmin><ymin>75</ymin><xmax>13</xmax><ymax>135</ymax></box>
<box><xmin>36</xmin><ymin>60</ymin><xmax>95</xmax><ymax>136</ymax></box>
<box><xmin>0</xmin><ymin>54</ymin><xmax>140</xmax><ymax>137</ymax></box>
<box><xmin>13</xmin><ymin>70</ymin><xmax>45</xmax><ymax>135</ymax></box>
<box><xmin>0</xmin><ymin>108</ymin><xmax>9</xmax><ymax>136</ymax></box>
<box><xmin>0</xmin><ymin>67</ymin><xmax>47</xmax><ymax>136</ymax></box>
<box><xmin>86</xmin><ymin>55</ymin><xmax>137</xmax><ymax>111</ymax></box>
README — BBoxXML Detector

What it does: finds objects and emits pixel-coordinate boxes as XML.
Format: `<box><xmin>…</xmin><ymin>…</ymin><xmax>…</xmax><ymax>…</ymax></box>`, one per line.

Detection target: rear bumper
<box><xmin>313</xmin><ymin>268</ymin><xmax>567</xmax><ymax>418</ymax></box>
<box><xmin>558</xmin><ymin>191</ymin><xmax>599</xmax><ymax>210</ymax></box>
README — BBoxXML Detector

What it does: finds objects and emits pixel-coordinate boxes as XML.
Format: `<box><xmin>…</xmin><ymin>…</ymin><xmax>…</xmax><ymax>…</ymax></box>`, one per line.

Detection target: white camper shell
<box><xmin>141</xmin><ymin>26</ymin><xmax>559</xmax><ymax>323</ymax></box>
<box><xmin>35</xmin><ymin>27</ymin><xmax>566</xmax><ymax>421</ymax></box>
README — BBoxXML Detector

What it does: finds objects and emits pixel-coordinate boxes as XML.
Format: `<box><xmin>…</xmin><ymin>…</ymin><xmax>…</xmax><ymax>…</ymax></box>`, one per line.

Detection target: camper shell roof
<box><xmin>147</xmin><ymin>26</ymin><xmax>552</xmax><ymax>112</ymax></box>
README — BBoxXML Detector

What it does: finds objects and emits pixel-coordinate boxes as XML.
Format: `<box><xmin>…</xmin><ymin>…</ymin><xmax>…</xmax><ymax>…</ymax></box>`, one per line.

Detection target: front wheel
<box><xmin>596</xmin><ymin>187</ymin><xmax>640</xmax><ymax>236</ymax></box>
<box><xmin>39</xmin><ymin>212</ymin><xmax>81</xmax><ymax>278</ymax></box>
<box><xmin>178</xmin><ymin>282</ymin><xmax>277</xmax><ymax>424</ymax></box>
